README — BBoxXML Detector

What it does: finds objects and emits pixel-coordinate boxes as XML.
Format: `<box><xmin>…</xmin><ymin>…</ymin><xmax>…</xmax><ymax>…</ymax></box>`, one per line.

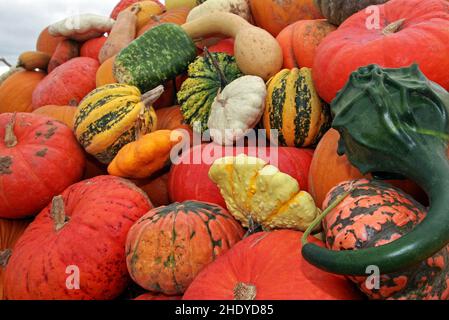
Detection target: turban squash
<box><xmin>313</xmin><ymin>0</ymin><xmax>449</xmax><ymax>103</ymax></box>
<box><xmin>126</xmin><ymin>200</ymin><xmax>244</xmax><ymax>295</ymax></box>
<box><xmin>3</xmin><ymin>176</ymin><xmax>153</xmax><ymax>300</ymax></box>
<box><xmin>183</xmin><ymin>230</ymin><xmax>361</xmax><ymax>300</ymax></box>
<box><xmin>74</xmin><ymin>83</ymin><xmax>159</xmax><ymax>164</ymax></box>
<box><xmin>0</xmin><ymin>113</ymin><xmax>85</xmax><ymax>219</ymax></box>
<box><xmin>323</xmin><ymin>180</ymin><xmax>449</xmax><ymax>300</ymax></box>
<box><xmin>263</xmin><ymin>68</ymin><xmax>331</xmax><ymax>148</ymax></box>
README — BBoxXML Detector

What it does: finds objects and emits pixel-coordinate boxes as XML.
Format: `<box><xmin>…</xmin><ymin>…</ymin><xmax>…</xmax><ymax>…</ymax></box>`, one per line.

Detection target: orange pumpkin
<box><xmin>156</xmin><ymin>105</ymin><xmax>192</xmax><ymax>136</ymax></box>
<box><xmin>137</xmin><ymin>7</ymin><xmax>190</xmax><ymax>37</ymax></box>
<box><xmin>276</xmin><ymin>19</ymin><xmax>336</xmax><ymax>69</ymax></box>
<box><xmin>249</xmin><ymin>0</ymin><xmax>324</xmax><ymax>37</ymax></box>
<box><xmin>308</xmin><ymin>129</ymin><xmax>427</xmax><ymax>208</ymax></box>
<box><xmin>96</xmin><ymin>56</ymin><xmax>117</xmax><ymax>87</ymax></box>
<box><xmin>133</xmin><ymin>173</ymin><xmax>171</xmax><ymax>207</ymax></box>
<box><xmin>32</xmin><ymin>105</ymin><xmax>77</xmax><ymax>129</ymax></box>
<box><xmin>36</xmin><ymin>27</ymin><xmax>66</xmax><ymax>56</ymax></box>
<box><xmin>0</xmin><ymin>219</ymin><xmax>31</xmax><ymax>300</ymax></box>
<box><xmin>0</xmin><ymin>70</ymin><xmax>46</xmax><ymax>113</ymax></box>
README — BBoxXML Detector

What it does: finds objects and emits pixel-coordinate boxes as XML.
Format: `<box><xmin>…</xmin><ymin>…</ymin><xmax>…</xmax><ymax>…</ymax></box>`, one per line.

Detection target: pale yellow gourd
<box><xmin>182</xmin><ymin>12</ymin><xmax>283</xmax><ymax>80</ymax></box>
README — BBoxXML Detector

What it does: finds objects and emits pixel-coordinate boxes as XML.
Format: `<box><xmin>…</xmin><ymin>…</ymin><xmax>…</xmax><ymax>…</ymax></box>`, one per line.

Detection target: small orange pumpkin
<box><xmin>36</xmin><ymin>27</ymin><xmax>66</xmax><ymax>56</ymax></box>
<box><xmin>32</xmin><ymin>105</ymin><xmax>77</xmax><ymax>129</ymax></box>
<box><xmin>96</xmin><ymin>56</ymin><xmax>117</xmax><ymax>87</ymax></box>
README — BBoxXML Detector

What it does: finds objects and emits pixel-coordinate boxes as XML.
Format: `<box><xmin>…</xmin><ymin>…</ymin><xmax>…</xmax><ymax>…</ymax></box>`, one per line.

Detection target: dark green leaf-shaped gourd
<box><xmin>302</xmin><ymin>64</ymin><xmax>449</xmax><ymax>275</ymax></box>
<box><xmin>178</xmin><ymin>51</ymin><xmax>243</xmax><ymax>133</ymax></box>
<box><xmin>113</xmin><ymin>23</ymin><xmax>197</xmax><ymax>93</ymax></box>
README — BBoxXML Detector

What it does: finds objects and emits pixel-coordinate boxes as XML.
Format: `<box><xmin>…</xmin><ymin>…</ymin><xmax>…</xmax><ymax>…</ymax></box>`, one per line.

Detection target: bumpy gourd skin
<box><xmin>302</xmin><ymin>64</ymin><xmax>449</xmax><ymax>275</ymax></box>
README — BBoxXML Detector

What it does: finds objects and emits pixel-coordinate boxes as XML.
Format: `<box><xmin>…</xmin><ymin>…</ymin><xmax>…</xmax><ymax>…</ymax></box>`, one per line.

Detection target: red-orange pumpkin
<box><xmin>126</xmin><ymin>201</ymin><xmax>244</xmax><ymax>295</ymax></box>
<box><xmin>137</xmin><ymin>7</ymin><xmax>190</xmax><ymax>37</ymax></box>
<box><xmin>208</xmin><ymin>38</ymin><xmax>235</xmax><ymax>56</ymax></box>
<box><xmin>168</xmin><ymin>144</ymin><xmax>314</xmax><ymax>208</ymax></box>
<box><xmin>0</xmin><ymin>218</ymin><xmax>31</xmax><ymax>300</ymax></box>
<box><xmin>183</xmin><ymin>230</ymin><xmax>362</xmax><ymax>300</ymax></box>
<box><xmin>47</xmin><ymin>40</ymin><xmax>80</xmax><ymax>74</ymax></box>
<box><xmin>154</xmin><ymin>75</ymin><xmax>187</xmax><ymax>109</ymax></box>
<box><xmin>0</xmin><ymin>113</ymin><xmax>85</xmax><ymax>219</ymax></box>
<box><xmin>111</xmin><ymin>0</ymin><xmax>165</xmax><ymax>19</ymax></box>
<box><xmin>133</xmin><ymin>173</ymin><xmax>171</xmax><ymax>207</ymax></box>
<box><xmin>36</xmin><ymin>27</ymin><xmax>65</xmax><ymax>56</ymax></box>
<box><xmin>313</xmin><ymin>0</ymin><xmax>449</xmax><ymax>103</ymax></box>
<box><xmin>134</xmin><ymin>292</ymin><xmax>182</xmax><ymax>300</ymax></box>
<box><xmin>308</xmin><ymin>129</ymin><xmax>426</xmax><ymax>209</ymax></box>
<box><xmin>156</xmin><ymin>105</ymin><xmax>192</xmax><ymax>138</ymax></box>
<box><xmin>4</xmin><ymin>175</ymin><xmax>153</xmax><ymax>300</ymax></box>
<box><xmin>0</xmin><ymin>70</ymin><xmax>46</xmax><ymax>113</ymax></box>
<box><xmin>276</xmin><ymin>19</ymin><xmax>336</xmax><ymax>69</ymax></box>
<box><xmin>80</xmin><ymin>36</ymin><xmax>107</xmax><ymax>61</ymax></box>
<box><xmin>249</xmin><ymin>0</ymin><xmax>324</xmax><ymax>37</ymax></box>
<box><xmin>32</xmin><ymin>57</ymin><xmax>99</xmax><ymax>109</ymax></box>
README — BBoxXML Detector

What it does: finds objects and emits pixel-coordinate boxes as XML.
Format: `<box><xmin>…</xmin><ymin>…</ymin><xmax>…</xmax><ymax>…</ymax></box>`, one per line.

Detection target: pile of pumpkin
<box><xmin>1</xmin><ymin>0</ymin><xmax>449</xmax><ymax>300</ymax></box>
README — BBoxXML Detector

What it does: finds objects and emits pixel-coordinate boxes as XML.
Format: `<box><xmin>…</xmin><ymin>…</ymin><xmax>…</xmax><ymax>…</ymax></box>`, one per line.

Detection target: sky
<box><xmin>0</xmin><ymin>0</ymin><xmax>156</xmax><ymax>75</ymax></box>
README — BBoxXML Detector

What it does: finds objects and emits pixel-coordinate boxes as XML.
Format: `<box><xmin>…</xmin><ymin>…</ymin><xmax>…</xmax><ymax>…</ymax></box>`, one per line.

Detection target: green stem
<box><xmin>203</xmin><ymin>47</ymin><xmax>228</xmax><ymax>90</ymax></box>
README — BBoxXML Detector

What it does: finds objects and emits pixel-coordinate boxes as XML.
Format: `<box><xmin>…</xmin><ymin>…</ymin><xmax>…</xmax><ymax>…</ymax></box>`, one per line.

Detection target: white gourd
<box><xmin>49</xmin><ymin>14</ymin><xmax>115</xmax><ymax>42</ymax></box>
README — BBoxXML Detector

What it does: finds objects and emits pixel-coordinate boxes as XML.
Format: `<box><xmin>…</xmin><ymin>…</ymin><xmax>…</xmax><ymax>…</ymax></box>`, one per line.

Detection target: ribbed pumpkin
<box><xmin>249</xmin><ymin>0</ymin><xmax>324</xmax><ymax>36</ymax></box>
<box><xmin>276</xmin><ymin>19</ymin><xmax>336</xmax><ymax>69</ymax></box>
<box><xmin>178</xmin><ymin>52</ymin><xmax>242</xmax><ymax>132</ymax></box>
<box><xmin>0</xmin><ymin>218</ymin><xmax>31</xmax><ymax>300</ymax></box>
<box><xmin>126</xmin><ymin>201</ymin><xmax>244</xmax><ymax>295</ymax></box>
<box><xmin>96</xmin><ymin>56</ymin><xmax>117</xmax><ymax>87</ymax></box>
<box><xmin>168</xmin><ymin>144</ymin><xmax>314</xmax><ymax>208</ymax></box>
<box><xmin>0</xmin><ymin>70</ymin><xmax>46</xmax><ymax>113</ymax></box>
<box><xmin>36</xmin><ymin>26</ymin><xmax>65</xmax><ymax>56</ymax></box>
<box><xmin>32</xmin><ymin>57</ymin><xmax>99</xmax><ymax>109</ymax></box>
<box><xmin>263</xmin><ymin>68</ymin><xmax>331</xmax><ymax>148</ymax></box>
<box><xmin>32</xmin><ymin>105</ymin><xmax>77</xmax><ymax>129</ymax></box>
<box><xmin>0</xmin><ymin>113</ymin><xmax>85</xmax><ymax>219</ymax></box>
<box><xmin>74</xmin><ymin>83</ymin><xmax>159</xmax><ymax>164</ymax></box>
<box><xmin>3</xmin><ymin>176</ymin><xmax>153</xmax><ymax>300</ymax></box>
<box><xmin>137</xmin><ymin>7</ymin><xmax>190</xmax><ymax>37</ymax></box>
<box><xmin>80</xmin><ymin>36</ymin><xmax>107</xmax><ymax>61</ymax></box>
<box><xmin>183</xmin><ymin>230</ymin><xmax>361</xmax><ymax>300</ymax></box>
<box><xmin>308</xmin><ymin>129</ymin><xmax>426</xmax><ymax>209</ymax></box>
<box><xmin>323</xmin><ymin>179</ymin><xmax>449</xmax><ymax>300</ymax></box>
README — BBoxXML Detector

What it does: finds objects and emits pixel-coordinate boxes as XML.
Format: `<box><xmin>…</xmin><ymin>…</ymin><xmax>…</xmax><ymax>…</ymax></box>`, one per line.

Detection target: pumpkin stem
<box><xmin>204</xmin><ymin>47</ymin><xmax>228</xmax><ymax>90</ymax></box>
<box><xmin>4</xmin><ymin>113</ymin><xmax>18</xmax><ymax>148</ymax></box>
<box><xmin>0</xmin><ymin>57</ymin><xmax>11</xmax><ymax>67</ymax></box>
<box><xmin>141</xmin><ymin>85</ymin><xmax>165</xmax><ymax>108</ymax></box>
<box><xmin>301</xmin><ymin>182</ymin><xmax>355</xmax><ymax>246</ymax></box>
<box><xmin>234</xmin><ymin>282</ymin><xmax>257</xmax><ymax>300</ymax></box>
<box><xmin>51</xmin><ymin>195</ymin><xmax>69</xmax><ymax>232</ymax></box>
<box><xmin>382</xmin><ymin>18</ymin><xmax>406</xmax><ymax>36</ymax></box>
<box><xmin>0</xmin><ymin>249</ymin><xmax>12</xmax><ymax>268</ymax></box>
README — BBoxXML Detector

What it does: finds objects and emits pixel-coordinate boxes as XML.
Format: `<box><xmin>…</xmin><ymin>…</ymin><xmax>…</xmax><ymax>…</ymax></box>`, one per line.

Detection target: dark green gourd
<box><xmin>113</xmin><ymin>23</ymin><xmax>197</xmax><ymax>93</ymax></box>
<box><xmin>301</xmin><ymin>64</ymin><xmax>449</xmax><ymax>275</ymax></box>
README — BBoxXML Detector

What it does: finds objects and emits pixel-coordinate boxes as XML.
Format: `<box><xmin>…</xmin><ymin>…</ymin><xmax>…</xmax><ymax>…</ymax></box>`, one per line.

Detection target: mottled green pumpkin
<box><xmin>114</xmin><ymin>23</ymin><xmax>197</xmax><ymax>93</ymax></box>
<box><xmin>263</xmin><ymin>68</ymin><xmax>331</xmax><ymax>147</ymax></box>
<box><xmin>178</xmin><ymin>52</ymin><xmax>243</xmax><ymax>132</ymax></box>
<box><xmin>125</xmin><ymin>201</ymin><xmax>244</xmax><ymax>295</ymax></box>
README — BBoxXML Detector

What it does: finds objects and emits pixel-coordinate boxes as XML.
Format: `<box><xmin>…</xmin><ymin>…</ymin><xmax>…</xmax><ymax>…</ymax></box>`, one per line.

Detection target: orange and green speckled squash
<box><xmin>126</xmin><ymin>201</ymin><xmax>244</xmax><ymax>295</ymax></box>
<box><xmin>263</xmin><ymin>68</ymin><xmax>331</xmax><ymax>148</ymax></box>
<box><xmin>323</xmin><ymin>179</ymin><xmax>449</xmax><ymax>300</ymax></box>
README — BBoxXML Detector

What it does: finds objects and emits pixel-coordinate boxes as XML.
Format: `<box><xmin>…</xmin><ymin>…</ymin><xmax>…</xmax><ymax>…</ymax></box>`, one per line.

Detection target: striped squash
<box><xmin>74</xmin><ymin>83</ymin><xmax>159</xmax><ymax>164</ymax></box>
<box><xmin>178</xmin><ymin>52</ymin><xmax>243</xmax><ymax>132</ymax></box>
<box><xmin>263</xmin><ymin>68</ymin><xmax>331</xmax><ymax>147</ymax></box>
<box><xmin>114</xmin><ymin>23</ymin><xmax>197</xmax><ymax>93</ymax></box>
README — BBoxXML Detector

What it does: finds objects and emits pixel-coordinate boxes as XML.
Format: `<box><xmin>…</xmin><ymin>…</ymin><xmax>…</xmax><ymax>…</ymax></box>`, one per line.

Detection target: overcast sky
<box><xmin>0</xmin><ymin>0</ymin><xmax>163</xmax><ymax>75</ymax></box>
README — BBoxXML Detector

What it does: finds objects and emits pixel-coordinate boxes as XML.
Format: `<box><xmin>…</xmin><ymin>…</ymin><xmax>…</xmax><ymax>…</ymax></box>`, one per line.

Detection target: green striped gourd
<box><xmin>263</xmin><ymin>68</ymin><xmax>331</xmax><ymax>147</ymax></box>
<box><xmin>74</xmin><ymin>83</ymin><xmax>160</xmax><ymax>164</ymax></box>
<box><xmin>113</xmin><ymin>23</ymin><xmax>197</xmax><ymax>93</ymax></box>
<box><xmin>178</xmin><ymin>51</ymin><xmax>243</xmax><ymax>132</ymax></box>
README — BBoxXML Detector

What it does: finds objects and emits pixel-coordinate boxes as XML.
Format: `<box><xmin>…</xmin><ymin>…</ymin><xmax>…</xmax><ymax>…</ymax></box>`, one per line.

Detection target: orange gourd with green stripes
<box><xmin>263</xmin><ymin>68</ymin><xmax>331</xmax><ymax>147</ymax></box>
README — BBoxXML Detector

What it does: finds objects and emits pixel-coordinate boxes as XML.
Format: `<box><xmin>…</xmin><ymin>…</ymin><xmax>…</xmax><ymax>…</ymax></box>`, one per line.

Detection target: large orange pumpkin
<box><xmin>126</xmin><ymin>201</ymin><xmax>244</xmax><ymax>295</ymax></box>
<box><xmin>183</xmin><ymin>230</ymin><xmax>362</xmax><ymax>300</ymax></box>
<box><xmin>96</xmin><ymin>56</ymin><xmax>117</xmax><ymax>87</ymax></box>
<box><xmin>137</xmin><ymin>7</ymin><xmax>190</xmax><ymax>37</ymax></box>
<box><xmin>0</xmin><ymin>218</ymin><xmax>31</xmax><ymax>300</ymax></box>
<box><xmin>308</xmin><ymin>129</ymin><xmax>426</xmax><ymax>209</ymax></box>
<box><xmin>32</xmin><ymin>105</ymin><xmax>77</xmax><ymax>129</ymax></box>
<box><xmin>249</xmin><ymin>0</ymin><xmax>324</xmax><ymax>37</ymax></box>
<box><xmin>36</xmin><ymin>27</ymin><xmax>65</xmax><ymax>56</ymax></box>
<box><xmin>0</xmin><ymin>70</ymin><xmax>46</xmax><ymax>114</ymax></box>
<box><xmin>4</xmin><ymin>176</ymin><xmax>153</xmax><ymax>300</ymax></box>
<box><xmin>276</xmin><ymin>19</ymin><xmax>336</xmax><ymax>69</ymax></box>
